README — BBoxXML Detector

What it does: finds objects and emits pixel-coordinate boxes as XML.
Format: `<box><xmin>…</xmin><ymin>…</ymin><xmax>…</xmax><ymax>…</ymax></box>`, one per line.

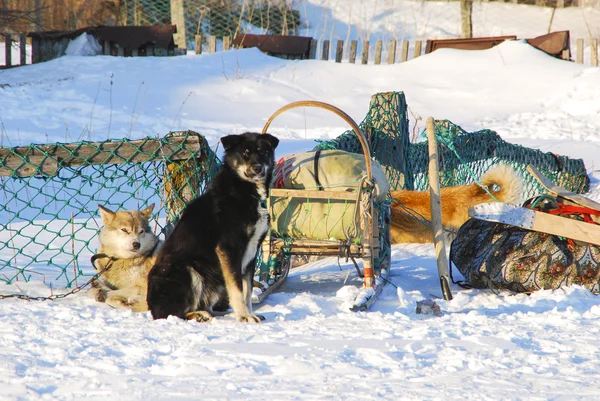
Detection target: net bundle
<box><xmin>316</xmin><ymin>91</ymin><xmax>589</xmax><ymax>199</ymax></box>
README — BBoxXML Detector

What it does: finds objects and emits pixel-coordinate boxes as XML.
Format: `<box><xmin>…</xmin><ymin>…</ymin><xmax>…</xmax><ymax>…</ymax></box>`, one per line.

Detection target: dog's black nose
<box><xmin>251</xmin><ymin>164</ymin><xmax>263</xmax><ymax>174</ymax></box>
<box><xmin>132</xmin><ymin>242</ymin><xmax>140</xmax><ymax>250</ymax></box>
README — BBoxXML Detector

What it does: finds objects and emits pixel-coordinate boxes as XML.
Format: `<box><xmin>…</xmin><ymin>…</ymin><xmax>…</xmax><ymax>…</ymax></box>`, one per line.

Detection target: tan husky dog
<box><xmin>390</xmin><ymin>164</ymin><xmax>523</xmax><ymax>243</ymax></box>
<box><xmin>87</xmin><ymin>204</ymin><xmax>162</xmax><ymax>312</ymax></box>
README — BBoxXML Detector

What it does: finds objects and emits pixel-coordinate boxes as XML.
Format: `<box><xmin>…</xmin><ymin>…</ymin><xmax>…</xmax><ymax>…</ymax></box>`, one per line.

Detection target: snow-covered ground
<box><xmin>1</xmin><ymin>1</ymin><xmax>600</xmax><ymax>399</ymax></box>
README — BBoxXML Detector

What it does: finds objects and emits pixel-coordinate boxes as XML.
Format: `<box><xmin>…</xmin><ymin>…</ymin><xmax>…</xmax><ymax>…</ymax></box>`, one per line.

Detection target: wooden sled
<box><xmin>469</xmin><ymin>164</ymin><xmax>600</xmax><ymax>246</ymax></box>
<box><xmin>251</xmin><ymin>100</ymin><xmax>391</xmax><ymax>311</ymax></box>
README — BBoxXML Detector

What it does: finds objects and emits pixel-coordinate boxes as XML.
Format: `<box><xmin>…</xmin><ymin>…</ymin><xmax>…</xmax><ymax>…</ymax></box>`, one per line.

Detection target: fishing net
<box><xmin>0</xmin><ymin>131</ymin><xmax>218</xmax><ymax>288</ymax></box>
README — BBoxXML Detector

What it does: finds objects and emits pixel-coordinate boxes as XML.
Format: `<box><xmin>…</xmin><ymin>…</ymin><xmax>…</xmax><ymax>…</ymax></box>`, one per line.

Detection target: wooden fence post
<box><xmin>223</xmin><ymin>36</ymin><xmax>231</xmax><ymax>51</ymax></box>
<box><xmin>361</xmin><ymin>40</ymin><xmax>369</xmax><ymax>64</ymax></box>
<box><xmin>576</xmin><ymin>38</ymin><xmax>584</xmax><ymax>64</ymax></box>
<box><xmin>208</xmin><ymin>36</ymin><xmax>216</xmax><ymax>53</ymax></box>
<box><xmin>413</xmin><ymin>40</ymin><xmax>423</xmax><ymax>59</ymax></box>
<box><xmin>195</xmin><ymin>35</ymin><xmax>202</xmax><ymax>54</ymax></box>
<box><xmin>591</xmin><ymin>38</ymin><xmax>598</xmax><ymax>67</ymax></box>
<box><xmin>321</xmin><ymin>39</ymin><xmax>330</xmax><ymax>60</ymax></box>
<box><xmin>19</xmin><ymin>34</ymin><xmax>27</xmax><ymax>65</ymax></box>
<box><xmin>387</xmin><ymin>40</ymin><xmax>396</xmax><ymax>64</ymax></box>
<box><xmin>374</xmin><ymin>40</ymin><xmax>382</xmax><ymax>64</ymax></box>
<box><xmin>349</xmin><ymin>40</ymin><xmax>357</xmax><ymax>63</ymax></box>
<box><xmin>4</xmin><ymin>34</ymin><xmax>12</xmax><ymax>68</ymax></box>
<box><xmin>170</xmin><ymin>0</ymin><xmax>187</xmax><ymax>51</ymax></box>
<box><xmin>401</xmin><ymin>40</ymin><xmax>409</xmax><ymax>62</ymax></box>
<box><xmin>309</xmin><ymin>39</ymin><xmax>317</xmax><ymax>59</ymax></box>
<box><xmin>335</xmin><ymin>40</ymin><xmax>343</xmax><ymax>63</ymax></box>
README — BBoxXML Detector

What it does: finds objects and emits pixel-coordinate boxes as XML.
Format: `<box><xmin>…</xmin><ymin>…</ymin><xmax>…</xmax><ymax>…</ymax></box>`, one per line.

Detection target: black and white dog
<box><xmin>147</xmin><ymin>132</ymin><xmax>279</xmax><ymax>322</ymax></box>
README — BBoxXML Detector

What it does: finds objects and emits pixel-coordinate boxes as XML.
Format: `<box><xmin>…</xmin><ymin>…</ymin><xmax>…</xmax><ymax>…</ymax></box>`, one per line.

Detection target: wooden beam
<box><xmin>170</xmin><ymin>0</ymin><xmax>187</xmax><ymax>51</ymax></box>
<box><xmin>223</xmin><ymin>36</ymin><xmax>231</xmax><ymax>51</ymax></box>
<box><xmin>0</xmin><ymin>133</ymin><xmax>206</xmax><ymax>177</ymax></box>
<box><xmin>270</xmin><ymin>188</ymin><xmax>358</xmax><ymax>201</ymax></box>
<box><xmin>308</xmin><ymin>39</ymin><xmax>317</xmax><ymax>59</ymax></box>
<box><xmin>208</xmin><ymin>36</ymin><xmax>216</xmax><ymax>53</ymax></box>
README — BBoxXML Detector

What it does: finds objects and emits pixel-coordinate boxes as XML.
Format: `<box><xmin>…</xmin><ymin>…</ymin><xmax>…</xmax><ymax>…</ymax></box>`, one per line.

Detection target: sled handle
<box><xmin>261</xmin><ymin>100</ymin><xmax>373</xmax><ymax>180</ymax></box>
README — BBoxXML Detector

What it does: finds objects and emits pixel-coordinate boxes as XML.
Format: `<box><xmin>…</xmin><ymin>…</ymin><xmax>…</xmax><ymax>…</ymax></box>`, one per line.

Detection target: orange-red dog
<box><xmin>390</xmin><ymin>164</ymin><xmax>522</xmax><ymax>243</ymax></box>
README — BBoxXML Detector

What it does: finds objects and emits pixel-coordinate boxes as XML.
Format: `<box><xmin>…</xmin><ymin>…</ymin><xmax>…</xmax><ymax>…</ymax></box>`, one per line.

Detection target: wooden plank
<box><xmin>470</xmin><ymin>203</ymin><xmax>600</xmax><ymax>247</ymax></box>
<box><xmin>146</xmin><ymin>43</ymin><xmax>155</xmax><ymax>56</ymax></box>
<box><xmin>195</xmin><ymin>35</ymin><xmax>202</xmax><ymax>54</ymax></box>
<box><xmin>576</xmin><ymin>38</ymin><xmax>584</xmax><ymax>64</ymax></box>
<box><xmin>426</xmin><ymin>117</ymin><xmax>452</xmax><ymax>301</ymax></box>
<box><xmin>117</xmin><ymin>45</ymin><xmax>124</xmax><ymax>57</ymax></box>
<box><xmin>361</xmin><ymin>40</ymin><xmax>369</xmax><ymax>64</ymax></box>
<box><xmin>19</xmin><ymin>34</ymin><xmax>27</xmax><ymax>65</ymax></box>
<box><xmin>591</xmin><ymin>38</ymin><xmax>599</xmax><ymax>67</ymax></box>
<box><xmin>308</xmin><ymin>39</ymin><xmax>317</xmax><ymax>59</ymax></box>
<box><xmin>557</xmin><ymin>0</ymin><xmax>564</xmax><ymax>7</ymax></box>
<box><xmin>349</xmin><ymin>40</ymin><xmax>357</xmax><ymax>63</ymax></box>
<box><xmin>0</xmin><ymin>133</ymin><xmax>205</xmax><ymax>177</ymax></box>
<box><xmin>270</xmin><ymin>188</ymin><xmax>358</xmax><ymax>201</ymax></box>
<box><xmin>223</xmin><ymin>36</ymin><xmax>231</xmax><ymax>51</ymax></box>
<box><xmin>208</xmin><ymin>36</ymin><xmax>216</xmax><ymax>53</ymax></box>
<box><xmin>527</xmin><ymin>165</ymin><xmax>600</xmax><ymax>211</ymax></box>
<box><xmin>561</xmin><ymin>49</ymin><xmax>570</xmax><ymax>61</ymax></box>
<box><xmin>401</xmin><ymin>40</ymin><xmax>409</xmax><ymax>62</ymax></box>
<box><xmin>4</xmin><ymin>34</ymin><xmax>12</xmax><ymax>67</ymax></box>
<box><xmin>387</xmin><ymin>40</ymin><xmax>396</xmax><ymax>64</ymax></box>
<box><xmin>374</xmin><ymin>40</ymin><xmax>382</xmax><ymax>64</ymax></box>
<box><xmin>321</xmin><ymin>39</ymin><xmax>330</xmax><ymax>60</ymax></box>
<box><xmin>335</xmin><ymin>40</ymin><xmax>343</xmax><ymax>63</ymax></box>
<box><xmin>413</xmin><ymin>40</ymin><xmax>423</xmax><ymax>59</ymax></box>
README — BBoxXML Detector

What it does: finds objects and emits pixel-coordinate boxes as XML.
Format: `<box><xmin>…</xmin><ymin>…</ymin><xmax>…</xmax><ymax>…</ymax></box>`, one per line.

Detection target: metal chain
<box><xmin>0</xmin><ymin>254</ymin><xmax>116</xmax><ymax>301</ymax></box>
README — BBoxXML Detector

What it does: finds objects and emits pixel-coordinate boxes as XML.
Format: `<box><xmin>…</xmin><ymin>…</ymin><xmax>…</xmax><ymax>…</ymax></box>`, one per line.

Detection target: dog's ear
<box><xmin>98</xmin><ymin>205</ymin><xmax>115</xmax><ymax>225</ymax></box>
<box><xmin>262</xmin><ymin>133</ymin><xmax>279</xmax><ymax>150</ymax></box>
<box><xmin>140</xmin><ymin>203</ymin><xmax>155</xmax><ymax>220</ymax></box>
<box><xmin>221</xmin><ymin>135</ymin><xmax>240</xmax><ymax>152</ymax></box>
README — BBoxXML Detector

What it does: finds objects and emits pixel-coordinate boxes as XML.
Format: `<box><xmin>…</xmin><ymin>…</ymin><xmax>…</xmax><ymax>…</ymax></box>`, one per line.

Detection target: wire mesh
<box><xmin>0</xmin><ymin>131</ymin><xmax>219</xmax><ymax>288</ymax></box>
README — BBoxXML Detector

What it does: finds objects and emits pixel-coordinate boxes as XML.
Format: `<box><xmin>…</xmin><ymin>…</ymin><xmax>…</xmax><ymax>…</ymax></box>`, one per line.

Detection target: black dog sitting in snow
<box><xmin>147</xmin><ymin>132</ymin><xmax>279</xmax><ymax>322</ymax></box>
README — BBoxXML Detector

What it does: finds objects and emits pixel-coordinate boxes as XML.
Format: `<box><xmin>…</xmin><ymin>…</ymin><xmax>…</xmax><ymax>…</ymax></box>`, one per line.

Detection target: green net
<box><xmin>119</xmin><ymin>0</ymin><xmax>301</xmax><ymax>51</ymax></box>
<box><xmin>316</xmin><ymin>91</ymin><xmax>589</xmax><ymax>199</ymax></box>
<box><xmin>0</xmin><ymin>131</ymin><xmax>218</xmax><ymax>288</ymax></box>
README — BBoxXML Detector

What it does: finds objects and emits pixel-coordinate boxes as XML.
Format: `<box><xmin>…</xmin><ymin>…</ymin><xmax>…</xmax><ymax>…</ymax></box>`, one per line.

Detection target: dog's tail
<box><xmin>479</xmin><ymin>164</ymin><xmax>523</xmax><ymax>205</ymax></box>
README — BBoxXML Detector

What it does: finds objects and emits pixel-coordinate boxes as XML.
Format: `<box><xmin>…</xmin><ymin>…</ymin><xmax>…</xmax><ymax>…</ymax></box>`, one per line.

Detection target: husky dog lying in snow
<box><xmin>147</xmin><ymin>132</ymin><xmax>279</xmax><ymax>323</ymax></box>
<box><xmin>87</xmin><ymin>204</ymin><xmax>162</xmax><ymax>312</ymax></box>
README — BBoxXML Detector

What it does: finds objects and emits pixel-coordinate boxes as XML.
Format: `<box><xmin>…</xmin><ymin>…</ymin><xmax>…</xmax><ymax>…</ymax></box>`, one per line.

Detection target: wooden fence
<box><xmin>2</xmin><ymin>34</ymin><xmax>599</xmax><ymax>68</ymax></box>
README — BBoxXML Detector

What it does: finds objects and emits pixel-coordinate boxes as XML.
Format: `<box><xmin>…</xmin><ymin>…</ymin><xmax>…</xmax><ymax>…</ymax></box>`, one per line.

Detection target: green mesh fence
<box><xmin>0</xmin><ymin>131</ymin><xmax>219</xmax><ymax>288</ymax></box>
<box><xmin>316</xmin><ymin>91</ymin><xmax>589</xmax><ymax>200</ymax></box>
<box><xmin>120</xmin><ymin>0</ymin><xmax>301</xmax><ymax>51</ymax></box>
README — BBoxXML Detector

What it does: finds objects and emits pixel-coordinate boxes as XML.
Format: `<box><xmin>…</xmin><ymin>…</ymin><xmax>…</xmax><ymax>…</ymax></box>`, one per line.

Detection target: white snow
<box><xmin>1</xmin><ymin>1</ymin><xmax>600</xmax><ymax>399</ymax></box>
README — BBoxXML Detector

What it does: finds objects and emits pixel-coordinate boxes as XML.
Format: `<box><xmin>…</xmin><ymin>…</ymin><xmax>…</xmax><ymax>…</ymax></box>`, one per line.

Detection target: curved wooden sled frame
<box><xmin>253</xmin><ymin>100</ymin><xmax>391</xmax><ymax>311</ymax></box>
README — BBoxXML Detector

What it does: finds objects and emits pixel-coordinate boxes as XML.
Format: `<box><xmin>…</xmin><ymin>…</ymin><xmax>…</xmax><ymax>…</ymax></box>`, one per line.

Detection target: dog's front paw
<box><xmin>87</xmin><ymin>287</ymin><xmax>107</xmax><ymax>303</ymax></box>
<box><xmin>185</xmin><ymin>311</ymin><xmax>213</xmax><ymax>322</ymax></box>
<box><xmin>237</xmin><ymin>313</ymin><xmax>264</xmax><ymax>323</ymax></box>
